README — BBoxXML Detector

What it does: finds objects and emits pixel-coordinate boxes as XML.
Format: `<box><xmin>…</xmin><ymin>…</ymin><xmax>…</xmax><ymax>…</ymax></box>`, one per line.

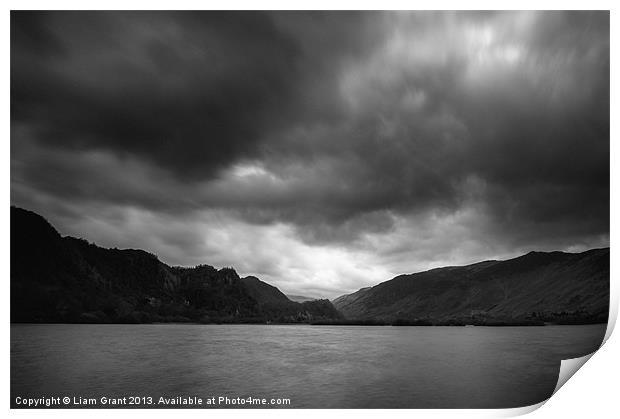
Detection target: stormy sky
<box><xmin>11</xmin><ymin>11</ymin><xmax>609</xmax><ymax>298</ymax></box>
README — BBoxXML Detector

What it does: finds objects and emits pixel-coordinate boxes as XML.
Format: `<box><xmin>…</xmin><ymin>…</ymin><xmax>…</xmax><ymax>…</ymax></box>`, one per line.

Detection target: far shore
<box><xmin>10</xmin><ymin>320</ymin><xmax>608</xmax><ymax>327</ymax></box>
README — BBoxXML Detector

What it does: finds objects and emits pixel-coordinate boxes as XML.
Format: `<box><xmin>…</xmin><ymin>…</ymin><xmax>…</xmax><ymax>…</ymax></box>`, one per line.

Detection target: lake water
<box><xmin>11</xmin><ymin>324</ymin><xmax>606</xmax><ymax>408</ymax></box>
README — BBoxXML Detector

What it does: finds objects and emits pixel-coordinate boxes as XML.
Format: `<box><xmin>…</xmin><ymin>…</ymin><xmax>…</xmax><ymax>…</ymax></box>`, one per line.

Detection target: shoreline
<box><xmin>10</xmin><ymin>321</ymin><xmax>608</xmax><ymax>327</ymax></box>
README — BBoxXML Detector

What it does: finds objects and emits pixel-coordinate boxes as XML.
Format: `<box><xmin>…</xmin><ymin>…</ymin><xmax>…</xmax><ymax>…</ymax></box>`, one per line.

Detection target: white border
<box><xmin>3</xmin><ymin>2</ymin><xmax>617</xmax><ymax>419</ymax></box>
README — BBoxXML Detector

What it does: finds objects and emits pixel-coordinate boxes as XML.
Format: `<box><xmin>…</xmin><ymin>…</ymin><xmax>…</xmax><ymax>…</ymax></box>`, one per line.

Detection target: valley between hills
<box><xmin>11</xmin><ymin>206</ymin><xmax>608</xmax><ymax>326</ymax></box>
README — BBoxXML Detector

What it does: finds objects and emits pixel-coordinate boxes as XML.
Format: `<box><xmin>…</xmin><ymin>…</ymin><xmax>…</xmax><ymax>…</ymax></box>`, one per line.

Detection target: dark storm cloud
<box><xmin>11</xmin><ymin>11</ymin><xmax>301</xmax><ymax>179</ymax></box>
<box><xmin>11</xmin><ymin>11</ymin><xmax>609</xmax><ymax>295</ymax></box>
<box><xmin>11</xmin><ymin>11</ymin><xmax>379</xmax><ymax>180</ymax></box>
<box><xmin>254</xmin><ymin>11</ymin><xmax>610</xmax><ymax>244</ymax></box>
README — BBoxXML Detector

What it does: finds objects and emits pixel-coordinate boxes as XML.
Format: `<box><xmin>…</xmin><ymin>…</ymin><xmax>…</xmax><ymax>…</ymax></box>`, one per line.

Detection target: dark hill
<box><xmin>333</xmin><ymin>249</ymin><xmax>609</xmax><ymax>325</ymax></box>
<box><xmin>241</xmin><ymin>276</ymin><xmax>291</xmax><ymax>305</ymax></box>
<box><xmin>10</xmin><ymin>206</ymin><xmax>342</xmax><ymax>324</ymax></box>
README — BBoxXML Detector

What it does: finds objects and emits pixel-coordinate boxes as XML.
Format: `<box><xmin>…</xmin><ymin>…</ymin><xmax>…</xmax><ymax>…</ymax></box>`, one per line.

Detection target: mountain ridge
<box><xmin>332</xmin><ymin>247</ymin><xmax>609</xmax><ymax>325</ymax></box>
<box><xmin>10</xmin><ymin>206</ymin><xmax>342</xmax><ymax>324</ymax></box>
<box><xmin>11</xmin><ymin>206</ymin><xmax>609</xmax><ymax>326</ymax></box>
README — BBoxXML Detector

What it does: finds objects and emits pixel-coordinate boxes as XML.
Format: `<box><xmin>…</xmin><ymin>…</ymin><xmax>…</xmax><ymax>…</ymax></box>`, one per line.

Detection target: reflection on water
<box><xmin>11</xmin><ymin>324</ymin><xmax>606</xmax><ymax>408</ymax></box>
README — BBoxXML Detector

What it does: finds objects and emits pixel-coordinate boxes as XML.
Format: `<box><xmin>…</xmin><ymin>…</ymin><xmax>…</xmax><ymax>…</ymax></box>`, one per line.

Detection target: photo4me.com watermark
<box><xmin>13</xmin><ymin>395</ymin><xmax>292</xmax><ymax>408</ymax></box>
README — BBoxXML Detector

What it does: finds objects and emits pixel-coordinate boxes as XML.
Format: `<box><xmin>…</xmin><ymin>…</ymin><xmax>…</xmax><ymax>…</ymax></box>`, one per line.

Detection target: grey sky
<box><xmin>11</xmin><ymin>11</ymin><xmax>609</xmax><ymax>298</ymax></box>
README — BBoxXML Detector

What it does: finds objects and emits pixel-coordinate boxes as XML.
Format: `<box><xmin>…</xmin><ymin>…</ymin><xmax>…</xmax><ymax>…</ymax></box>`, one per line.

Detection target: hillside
<box><xmin>10</xmin><ymin>206</ymin><xmax>342</xmax><ymax>324</ymax></box>
<box><xmin>333</xmin><ymin>250</ymin><xmax>609</xmax><ymax>325</ymax></box>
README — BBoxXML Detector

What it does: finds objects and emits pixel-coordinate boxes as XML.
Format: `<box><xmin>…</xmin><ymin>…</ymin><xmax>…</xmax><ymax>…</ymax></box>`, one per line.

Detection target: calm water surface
<box><xmin>11</xmin><ymin>324</ymin><xmax>606</xmax><ymax>408</ymax></box>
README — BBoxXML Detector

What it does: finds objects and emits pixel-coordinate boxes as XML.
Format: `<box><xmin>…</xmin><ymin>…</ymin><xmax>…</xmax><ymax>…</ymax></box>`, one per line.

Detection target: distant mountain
<box><xmin>10</xmin><ymin>206</ymin><xmax>342</xmax><ymax>324</ymax></box>
<box><xmin>286</xmin><ymin>294</ymin><xmax>317</xmax><ymax>303</ymax></box>
<box><xmin>333</xmin><ymin>250</ymin><xmax>609</xmax><ymax>325</ymax></box>
<box><xmin>12</xmin><ymin>206</ymin><xmax>609</xmax><ymax>326</ymax></box>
